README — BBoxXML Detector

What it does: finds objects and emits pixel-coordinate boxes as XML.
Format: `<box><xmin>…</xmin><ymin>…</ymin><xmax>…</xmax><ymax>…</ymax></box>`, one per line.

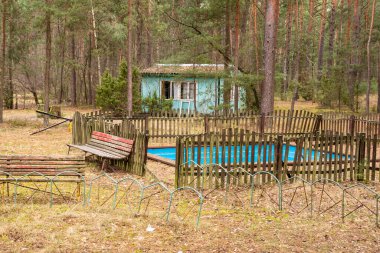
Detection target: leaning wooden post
<box><xmin>357</xmin><ymin>132</ymin><xmax>366</xmax><ymax>181</ymax></box>
<box><xmin>312</xmin><ymin>114</ymin><xmax>323</xmax><ymax>134</ymax></box>
<box><xmin>349</xmin><ymin>115</ymin><xmax>356</xmax><ymax>136</ymax></box>
<box><xmin>274</xmin><ymin>135</ymin><xmax>283</xmax><ymax>180</ymax></box>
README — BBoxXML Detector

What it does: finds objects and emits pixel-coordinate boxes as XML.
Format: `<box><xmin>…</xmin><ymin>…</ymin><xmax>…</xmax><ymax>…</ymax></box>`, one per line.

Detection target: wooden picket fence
<box><xmin>175</xmin><ymin>129</ymin><xmax>380</xmax><ymax>188</ymax></box>
<box><xmin>71</xmin><ymin>112</ymin><xmax>148</xmax><ymax>176</ymax></box>
<box><xmin>320</xmin><ymin>112</ymin><xmax>380</xmax><ymax>137</ymax></box>
<box><xmin>83</xmin><ymin>110</ymin><xmax>321</xmax><ymax>143</ymax></box>
<box><xmin>206</xmin><ymin>110</ymin><xmax>319</xmax><ymax>134</ymax></box>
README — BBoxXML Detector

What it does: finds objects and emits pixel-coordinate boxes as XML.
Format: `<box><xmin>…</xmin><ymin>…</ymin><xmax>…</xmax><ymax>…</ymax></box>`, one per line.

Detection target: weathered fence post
<box><xmin>357</xmin><ymin>132</ymin><xmax>366</xmax><ymax>181</ymax></box>
<box><xmin>260</xmin><ymin>113</ymin><xmax>265</xmax><ymax>134</ymax></box>
<box><xmin>144</xmin><ymin>115</ymin><xmax>149</xmax><ymax>134</ymax></box>
<box><xmin>313</xmin><ymin>114</ymin><xmax>323</xmax><ymax>134</ymax></box>
<box><xmin>204</xmin><ymin>116</ymin><xmax>209</xmax><ymax>133</ymax></box>
<box><xmin>72</xmin><ymin>111</ymin><xmax>82</xmax><ymax>144</ymax></box>
<box><xmin>274</xmin><ymin>135</ymin><xmax>283</xmax><ymax>180</ymax></box>
<box><xmin>175</xmin><ymin>137</ymin><xmax>182</xmax><ymax>188</ymax></box>
<box><xmin>143</xmin><ymin>130</ymin><xmax>150</xmax><ymax>176</ymax></box>
<box><xmin>349</xmin><ymin>115</ymin><xmax>356</xmax><ymax>136</ymax></box>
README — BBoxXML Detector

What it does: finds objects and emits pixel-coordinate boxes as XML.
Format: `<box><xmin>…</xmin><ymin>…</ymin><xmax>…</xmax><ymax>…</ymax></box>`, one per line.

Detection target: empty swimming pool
<box><xmin>148</xmin><ymin>144</ymin><xmax>339</xmax><ymax>165</ymax></box>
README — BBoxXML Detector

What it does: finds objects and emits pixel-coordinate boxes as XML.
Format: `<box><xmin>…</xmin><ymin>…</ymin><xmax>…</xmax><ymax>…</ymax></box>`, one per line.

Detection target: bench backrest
<box><xmin>88</xmin><ymin>131</ymin><xmax>134</xmax><ymax>158</ymax></box>
<box><xmin>0</xmin><ymin>155</ymin><xmax>85</xmax><ymax>176</ymax></box>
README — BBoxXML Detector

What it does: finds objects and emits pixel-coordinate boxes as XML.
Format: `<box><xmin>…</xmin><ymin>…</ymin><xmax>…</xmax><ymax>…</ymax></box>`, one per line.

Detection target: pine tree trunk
<box><xmin>223</xmin><ymin>0</ymin><xmax>231</xmax><ymax>113</ymax></box>
<box><xmin>58</xmin><ymin>21</ymin><xmax>65</xmax><ymax>104</ymax></box>
<box><xmin>291</xmin><ymin>0</ymin><xmax>303</xmax><ymax>111</ymax></box>
<box><xmin>327</xmin><ymin>0</ymin><xmax>337</xmax><ymax>70</ymax></box>
<box><xmin>377</xmin><ymin>43</ymin><xmax>380</xmax><ymax>113</ymax></box>
<box><xmin>88</xmin><ymin>31</ymin><xmax>93</xmax><ymax>105</ymax></box>
<box><xmin>127</xmin><ymin>0</ymin><xmax>133</xmax><ymax>115</ymax></box>
<box><xmin>7</xmin><ymin>0</ymin><xmax>13</xmax><ymax>109</ymax></box>
<box><xmin>345</xmin><ymin>0</ymin><xmax>351</xmax><ymax>45</ymax></box>
<box><xmin>0</xmin><ymin>0</ymin><xmax>6</xmax><ymax>123</ymax></box>
<box><xmin>252</xmin><ymin>0</ymin><xmax>259</xmax><ymax>76</ymax></box>
<box><xmin>43</xmin><ymin>0</ymin><xmax>51</xmax><ymax>127</ymax></box>
<box><xmin>307</xmin><ymin>0</ymin><xmax>314</xmax><ymax>33</ymax></box>
<box><xmin>90</xmin><ymin>0</ymin><xmax>101</xmax><ymax>87</ymax></box>
<box><xmin>350</xmin><ymin>0</ymin><xmax>361</xmax><ymax>111</ymax></box>
<box><xmin>233</xmin><ymin>0</ymin><xmax>240</xmax><ymax>112</ymax></box>
<box><xmin>366</xmin><ymin>0</ymin><xmax>376</xmax><ymax>114</ymax></box>
<box><xmin>146</xmin><ymin>0</ymin><xmax>153</xmax><ymax>66</ymax></box>
<box><xmin>282</xmin><ymin>2</ymin><xmax>293</xmax><ymax>98</ymax></box>
<box><xmin>136</xmin><ymin>0</ymin><xmax>143</xmax><ymax>67</ymax></box>
<box><xmin>317</xmin><ymin>0</ymin><xmax>327</xmax><ymax>80</ymax></box>
<box><xmin>307</xmin><ymin>0</ymin><xmax>315</xmax><ymax>93</ymax></box>
<box><xmin>261</xmin><ymin>0</ymin><xmax>279</xmax><ymax>114</ymax></box>
<box><xmin>71</xmin><ymin>33</ymin><xmax>77</xmax><ymax>106</ymax></box>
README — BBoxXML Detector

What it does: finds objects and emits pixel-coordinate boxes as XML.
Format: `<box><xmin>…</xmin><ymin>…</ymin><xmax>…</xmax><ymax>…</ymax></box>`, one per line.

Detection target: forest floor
<box><xmin>0</xmin><ymin>104</ymin><xmax>379</xmax><ymax>252</ymax></box>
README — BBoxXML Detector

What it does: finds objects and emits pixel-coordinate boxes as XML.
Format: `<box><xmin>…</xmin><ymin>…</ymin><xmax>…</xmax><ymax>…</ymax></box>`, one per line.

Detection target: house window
<box><xmin>161</xmin><ymin>81</ymin><xmax>196</xmax><ymax>100</ymax></box>
<box><xmin>180</xmin><ymin>82</ymin><xmax>196</xmax><ymax>100</ymax></box>
<box><xmin>162</xmin><ymin>81</ymin><xmax>174</xmax><ymax>99</ymax></box>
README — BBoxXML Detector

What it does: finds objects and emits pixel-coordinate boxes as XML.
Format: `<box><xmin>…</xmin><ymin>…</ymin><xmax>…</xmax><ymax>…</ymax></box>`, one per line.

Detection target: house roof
<box><xmin>141</xmin><ymin>64</ymin><xmax>228</xmax><ymax>75</ymax></box>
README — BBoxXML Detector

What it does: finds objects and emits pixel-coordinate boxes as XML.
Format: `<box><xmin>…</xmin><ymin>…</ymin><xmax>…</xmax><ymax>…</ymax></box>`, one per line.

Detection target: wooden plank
<box><xmin>327</xmin><ymin>134</ymin><xmax>333</xmax><ymax>180</ymax></box>
<box><xmin>267</xmin><ymin>135</ymin><xmax>273</xmax><ymax>182</ymax></box>
<box><xmin>215</xmin><ymin>132</ymin><xmax>220</xmax><ymax>188</ymax></box>
<box><xmin>68</xmin><ymin>144</ymin><xmax>125</xmax><ymax>159</ymax></box>
<box><xmin>244</xmin><ymin>130</ymin><xmax>250</xmax><ymax>184</ymax></box>
<box><xmin>333</xmin><ymin>134</ymin><xmax>338</xmax><ymax>181</ymax></box>
<box><xmin>0</xmin><ymin>155</ymin><xmax>84</xmax><ymax>161</ymax></box>
<box><xmin>92</xmin><ymin>131</ymin><xmax>134</xmax><ymax>145</ymax></box>
<box><xmin>190</xmin><ymin>135</ymin><xmax>195</xmax><ymax>188</ymax></box>
<box><xmin>90</xmin><ymin>139</ymin><xmax>132</xmax><ymax>153</ymax></box>
<box><xmin>366</xmin><ymin>136</ymin><xmax>371</xmax><ymax>182</ymax></box>
<box><xmin>0</xmin><ymin>160</ymin><xmax>85</xmax><ymax>165</ymax></box>
<box><xmin>343</xmin><ymin>135</ymin><xmax>349</xmax><ymax>181</ymax></box>
<box><xmin>209</xmin><ymin>133</ymin><xmax>214</xmax><ymax>188</ymax></box>
<box><xmin>227</xmin><ymin>128</ymin><xmax>232</xmax><ymax>181</ymax></box>
<box><xmin>262</xmin><ymin>134</ymin><xmax>267</xmax><ymax>183</ymax></box>
<box><xmin>0</xmin><ymin>178</ymin><xmax>82</xmax><ymax>182</ymax></box>
<box><xmin>221</xmin><ymin>129</ymin><xmax>226</xmax><ymax>187</ymax></box>
<box><xmin>87</xmin><ymin>141</ymin><xmax>130</xmax><ymax>156</ymax></box>
<box><xmin>197</xmin><ymin>134</ymin><xmax>202</xmax><ymax>188</ymax></box>
<box><xmin>371</xmin><ymin>135</ymin><xmax>377</xmax><ymax>181</ymax></box>
<box><xmin>91</xmin><ymin>135</ymin><xmax>133</xmax><ymax>148</ymax></box>
<box><xmin>338</xmin><ymin>135</ymin><xmax>343</xmax><ymax>181</ymax></box>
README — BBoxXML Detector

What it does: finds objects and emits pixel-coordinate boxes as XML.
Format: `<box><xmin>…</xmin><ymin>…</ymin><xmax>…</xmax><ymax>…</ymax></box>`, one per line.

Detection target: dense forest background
<box><xmin>0</xmin><ymin>0</ymin><xmax>379</xmax><ymax>122</ymax></box>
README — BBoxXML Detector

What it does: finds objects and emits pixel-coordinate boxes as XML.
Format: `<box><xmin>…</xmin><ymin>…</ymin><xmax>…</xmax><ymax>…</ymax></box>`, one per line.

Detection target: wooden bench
<box><xmin>0</xmin><ymin>155</ymin><xmax>86</xmax><ymax>198</ymax></box>
<box><xmin>67</xmin><ymin>131</ymin><xmax>134</xmax><ymax>170</ymax></box>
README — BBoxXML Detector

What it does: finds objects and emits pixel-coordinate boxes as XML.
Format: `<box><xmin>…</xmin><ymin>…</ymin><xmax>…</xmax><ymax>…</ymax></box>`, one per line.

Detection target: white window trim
<box><xmin>179</xmin><ymin>81</ymin><xmax>197</xmax><ymax>100</ymax></box>
<box><xmin>161</xmin><ymin>80</ymin><xmax>197</xmax><ymax>101</ymax></box>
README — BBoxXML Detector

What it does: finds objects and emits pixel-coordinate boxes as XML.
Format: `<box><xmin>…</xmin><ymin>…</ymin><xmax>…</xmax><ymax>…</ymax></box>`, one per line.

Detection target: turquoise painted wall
<box><xmin>141</xmin><ymin>75</ymin><xmax>244</xmax><ymax>113</ymax></box>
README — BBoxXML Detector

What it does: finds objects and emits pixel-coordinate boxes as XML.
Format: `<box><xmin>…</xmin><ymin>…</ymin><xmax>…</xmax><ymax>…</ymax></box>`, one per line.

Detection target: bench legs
<box><xmin>101</xmin><ymin>159</ymin><xmax>109</xmax><ymax>171</ymax></box>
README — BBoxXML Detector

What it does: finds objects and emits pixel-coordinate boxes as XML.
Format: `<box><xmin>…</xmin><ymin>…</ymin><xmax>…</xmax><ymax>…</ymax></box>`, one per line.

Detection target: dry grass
<box><xmin>275</xmin><ymin>94</ymin><xmax>379</xmax><ymax>113</ymax></box>
<box><xmin>0</xmin><ymin>107</ymin><xmax>380</xmax><ymax>252</ymax></box>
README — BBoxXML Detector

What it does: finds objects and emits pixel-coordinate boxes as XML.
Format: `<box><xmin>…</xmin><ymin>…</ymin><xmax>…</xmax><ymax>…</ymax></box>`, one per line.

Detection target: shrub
<box><xmin>96</xmin><ymin>61</ymin><xmax>141</xmax><ymax>114</ymax></box>
<box><xmin>142</xmin><ymin>91</ymin><xmax>173</xmax><ymax>112</ymax></box>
